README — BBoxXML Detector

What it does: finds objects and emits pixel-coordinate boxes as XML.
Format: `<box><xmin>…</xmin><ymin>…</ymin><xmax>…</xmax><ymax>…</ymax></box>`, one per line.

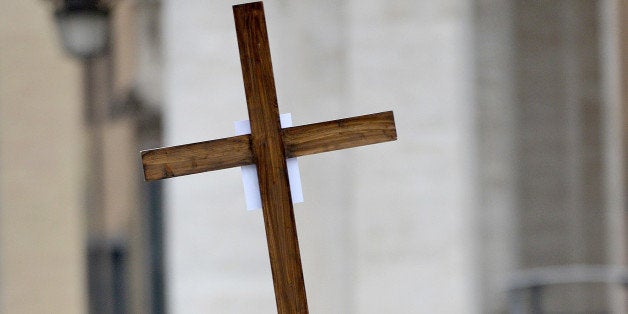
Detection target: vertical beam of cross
<box><xmin>233</xmin><ymin>3</ymin><xmax>308</xmax><ymax>313</ymax></box>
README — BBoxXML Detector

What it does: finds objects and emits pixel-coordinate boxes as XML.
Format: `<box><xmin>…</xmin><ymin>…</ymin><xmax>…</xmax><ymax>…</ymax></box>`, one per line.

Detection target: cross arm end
<box><xmin>141</xmin><ymin>134</ymin><xmax>254</xmax><ymax>181</ymax></box>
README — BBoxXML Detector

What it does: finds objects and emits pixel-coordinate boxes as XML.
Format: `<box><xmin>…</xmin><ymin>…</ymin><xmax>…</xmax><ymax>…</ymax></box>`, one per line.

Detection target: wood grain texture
<box><xmin>141</xmin><ymin>112</ymin><xmax>397</xmax><ymax>181</ymax></box>
<box><xmin>141</xmin><ymin>134</ymin><xmax>253</xmax><ymax>181</ymax></box>
<box><xmin>139</xmin><ymin>3</ymin><xmax>398</xmax><ymax>311</ymax></box>
<box><xmin>283</xmin><ymin>111</ymin><xmax>396</xmax><ymax>157</ymax></box>
<box><xmin>234</xmin><ymin>2</ymin><xmax>308</xmax><ymax>313</ymax></box>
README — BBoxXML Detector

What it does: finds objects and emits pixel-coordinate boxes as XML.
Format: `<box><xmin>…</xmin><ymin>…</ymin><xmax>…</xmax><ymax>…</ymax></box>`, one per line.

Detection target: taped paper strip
<box><xmin>234</xmin><ymin>113</ymin><xmax>304</xmax><ymax>210</ymax></box>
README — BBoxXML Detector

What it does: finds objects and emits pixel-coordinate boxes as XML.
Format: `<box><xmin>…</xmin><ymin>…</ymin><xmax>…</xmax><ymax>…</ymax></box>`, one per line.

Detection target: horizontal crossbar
<box><xmin>141</xmin><ymin>111</ymin><xmax>396</xmax><ymax>181</ymax></box>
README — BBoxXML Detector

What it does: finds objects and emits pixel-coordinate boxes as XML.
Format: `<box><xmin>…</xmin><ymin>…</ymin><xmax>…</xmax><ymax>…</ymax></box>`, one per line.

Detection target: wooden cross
<box><xmin>141</xmin><ymin>2</ymin><xmax>396</xmax><ymax>313</ymax></box>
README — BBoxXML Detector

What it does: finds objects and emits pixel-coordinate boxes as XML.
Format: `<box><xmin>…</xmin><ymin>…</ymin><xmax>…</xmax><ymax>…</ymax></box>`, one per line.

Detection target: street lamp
<box><xmin>54</xmin><ymin>0</ymin><xmax>110</xmax><ymax>59</ymax></box>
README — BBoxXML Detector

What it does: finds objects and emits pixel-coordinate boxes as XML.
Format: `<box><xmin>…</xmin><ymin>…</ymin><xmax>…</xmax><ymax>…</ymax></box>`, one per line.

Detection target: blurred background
<box><xmin>0</xmin><ymin>0</ymin><xmax>626</xmax><ymax>313</ymax></box>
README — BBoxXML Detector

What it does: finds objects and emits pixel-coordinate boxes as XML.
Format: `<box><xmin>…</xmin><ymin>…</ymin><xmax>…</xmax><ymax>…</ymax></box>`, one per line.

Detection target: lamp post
<box><xmin>53</xmin><ymin>0</ymin><xmax>114</xmax><ymax>312</ymax></box>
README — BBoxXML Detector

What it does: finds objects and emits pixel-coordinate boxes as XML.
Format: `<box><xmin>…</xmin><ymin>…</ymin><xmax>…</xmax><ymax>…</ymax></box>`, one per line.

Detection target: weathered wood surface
<box><xmin>234</xmin><ymin>2</ymin><xmax>308</xmax><ymax>313</ymax></box>
<box><xmin>141</xmin><ymin>111</ymin><xmax>396</xmax><ymax>181</ymax></box>
<box><xmin>283</xmin><ymin>111</ymin><xmax>396</xmax><ymax>157</ymax></box>
<box><xmin>141</xmin><ymin>135</ymin><xmax>253</xmax><ymax>181</ymax></box>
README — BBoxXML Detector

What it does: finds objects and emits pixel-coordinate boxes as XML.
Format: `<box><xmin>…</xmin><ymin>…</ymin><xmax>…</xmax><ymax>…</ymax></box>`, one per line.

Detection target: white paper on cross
<box><xmin>235</xmin><ymin>113</ymin><xmax>304</xmax><ymax>210</ymax></box>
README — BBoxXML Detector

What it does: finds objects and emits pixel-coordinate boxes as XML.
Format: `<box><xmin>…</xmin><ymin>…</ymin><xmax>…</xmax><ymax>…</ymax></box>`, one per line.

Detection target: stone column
<box><xmin>346</xmin><ymin>0</ymin><xmax>479</xmax><ymax>312</ymax></box>
<box><xmin>512</xmin><ymin>1</ymin><xmax>616</xmax><ymax>312</ymax></box>
<box><xmin>267</xmin><ymin>1</ymin><xmax>353</xmax><ymax>313</ymax></box>
<box><xmin>474</xmin><ymin>1</ymin><xmax>517</xmax><ymax>312</ymax></box>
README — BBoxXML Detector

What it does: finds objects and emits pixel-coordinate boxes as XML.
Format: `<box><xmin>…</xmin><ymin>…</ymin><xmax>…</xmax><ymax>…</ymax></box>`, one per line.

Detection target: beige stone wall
<box><xmin>0</xmin><ymin>1</ymin><xmax>87</xmax><ymax>313</ymax></box>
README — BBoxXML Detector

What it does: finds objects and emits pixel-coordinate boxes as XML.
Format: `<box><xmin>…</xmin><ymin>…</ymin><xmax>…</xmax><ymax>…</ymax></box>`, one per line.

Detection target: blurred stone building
<box><xmin>1</xmin><ymin>0</ymin><xmax>164</xmax><ymax>313</ymax></box>
<box><xmin>0</xmin><ymin>0</ymin><xmax>626</xmax><ymax>313</ymax></box>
